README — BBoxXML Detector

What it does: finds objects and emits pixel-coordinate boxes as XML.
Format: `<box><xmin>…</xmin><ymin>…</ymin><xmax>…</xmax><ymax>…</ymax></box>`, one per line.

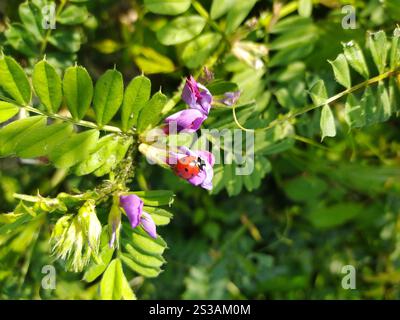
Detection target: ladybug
<box><xmin>173</xmin><ymin>156</ymin><xmax>205</xmax><ymax>179</ymax></box>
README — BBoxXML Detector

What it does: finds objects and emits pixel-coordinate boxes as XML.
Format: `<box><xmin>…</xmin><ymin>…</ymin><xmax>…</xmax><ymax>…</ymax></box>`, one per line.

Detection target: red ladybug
<box><xmin>173</xmin><ymin>156</ymin><xmax>205</xmax><ymax>179</ymax></box>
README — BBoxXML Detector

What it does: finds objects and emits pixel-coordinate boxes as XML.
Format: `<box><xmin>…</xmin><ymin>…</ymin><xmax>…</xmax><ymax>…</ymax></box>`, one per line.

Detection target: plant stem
<box><xmin>23</xmin><ymin>105</ymin><xmax>123</xmax><ymax>133</ymax></box>
<box><xmin>0</xmin><ymin>93</ymin><xmax>125</xmax><ymax>134</ymax></box>
<box><xmin>191</xmin><ymin>0</ymin><xmax>224</xmax><ymax>35</ymax></box>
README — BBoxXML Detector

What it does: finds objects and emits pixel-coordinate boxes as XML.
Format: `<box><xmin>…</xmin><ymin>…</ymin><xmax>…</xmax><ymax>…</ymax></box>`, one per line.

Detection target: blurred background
<box><xmin>1</xmin><ymin>0</ymin><xmax>400</xmax><ymax>299</ymax></box>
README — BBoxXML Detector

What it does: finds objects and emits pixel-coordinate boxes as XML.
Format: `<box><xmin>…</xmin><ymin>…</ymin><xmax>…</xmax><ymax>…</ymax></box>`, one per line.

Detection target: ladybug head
<box><xmin>197</xmin><ymin>157</ymin><xmax>206</xmax><ymax>170</ymax></box>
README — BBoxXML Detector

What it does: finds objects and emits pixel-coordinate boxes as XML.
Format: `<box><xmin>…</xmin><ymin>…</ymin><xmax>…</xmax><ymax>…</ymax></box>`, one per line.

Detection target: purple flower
<box><xmin>168</xmin><ymin>146</ymin><xmax>215</xmax><ymax>190</ymax></box>
<box><xmin>220</xmin><ymin>90</ymin><xmax>241</xmax><ymax>106</ymax></box>
<box><xmin>119</xmin><ymin>195</ymin><xmax>157</xmax><ymax>238</ymax></box>
<box><xmin>182</xmin><ymin>76</ymin><xmax>212</xmax><ymax>115</ymax></box>
<box><xmin>164</xmin><ymin>108</ymin><xmax>207</xmax><ymax>133</ymax></box>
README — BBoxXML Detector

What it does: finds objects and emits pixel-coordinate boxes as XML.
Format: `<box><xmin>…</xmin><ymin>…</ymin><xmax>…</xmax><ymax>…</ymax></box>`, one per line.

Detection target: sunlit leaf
<box><xmin>342</xmin><ymin>41</ymin><xmax>369</xmax><ymax>79</ymax></box>
<box><xmin>49</xmin><ymin>129</ymin><xmax>99</xmax><ymax>168</ymax></box>
<box><xmin>0</xmin><ymin>116</ymin><xmax>46</xmax><ymax>156</ymax></box>
<box><xmin>182</xmin><ymin>33</ymin><xmax>222</xmax><ymax>69</ymax></box>
<box><xmin>0</xmin><ymin>102</ymin><xmax>19</xmax><ymax>124</ymax></box>
<box><xmin>121</xmin><ymin>75</ymin><xmax>151</xmax><ymax>131</ymax></box>
<box><xmin>32</xmin><ymin>60</ymin><xmax>62</xmax><ymax>113</ymax></box>
<box><xmin>63</xmin><ymin>65</ymin><xmax>93</xmax><ymax>120</ymax></box>
<box><xmin>328</xmin><ymin>54</ymin><xmax>351</xmax><ymax>89</ymax></box>
<box><xmin>93</xmin><ymin>69</ymin><xmax>123</xmax><ymax>126</ymax></box>
<box><xmin>225</xmin><ymin>0</ymin><xmax>258</xmax><ymax>34</ymax></box>
<box><xmin>16</xmin><ymin>122</ymin><xmax>73</xmax><ymax>158</ymax></box>
<box><xmin>320</xmin><ymin>105</ymin><xmax>336</xmax><ymax>141</ymax></box>
<box><xmin>136</xmin><ymin>91</ymin><xmax>167</xmax><ymax>133</ymax></box>
<box><xmin>18</xmin><ymin>1</ymin><xmax>44</xmax><ymax>42</ymax></box>
<box><xmin>0</xmin><ymin>55</ymin><xmax>32</xmax><ymax>105</ymax></box>
<box><xmin>368</xmin><ymin>31</ymin><xmax>388</xmax><ymax>74</ymax></box>
<box><xmin>144</xmin><ymin>0</ymin><xmax>191</xmax><ymax>15</ymax></box>
<box><xmin>157</xmin><ymin>15</ymin><xmax>206</xmax><ymax>46</ymax></box>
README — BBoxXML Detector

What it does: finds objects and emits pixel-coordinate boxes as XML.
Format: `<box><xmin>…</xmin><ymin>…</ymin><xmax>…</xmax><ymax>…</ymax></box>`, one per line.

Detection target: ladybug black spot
<box><xmin>184</xmin><ymin>168</ymin><xmax>188</xmax><ymax>172</ymax></box>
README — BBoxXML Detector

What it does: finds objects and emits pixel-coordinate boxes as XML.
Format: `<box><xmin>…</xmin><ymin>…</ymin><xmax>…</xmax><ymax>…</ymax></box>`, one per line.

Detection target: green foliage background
<box><xmin>1</xmin><ymin>0</ymin><xmax>400</xmax><ymax>299</ymax></box>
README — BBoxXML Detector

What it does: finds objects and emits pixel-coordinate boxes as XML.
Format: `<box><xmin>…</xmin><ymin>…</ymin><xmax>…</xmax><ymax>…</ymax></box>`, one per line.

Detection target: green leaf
<box><xmin>210</xmin><ymin>0</ymin><xmax>236</xmax><ymax>19</ymax></box>
<box><xmin>100</xmin><ymin>258</ymin><xmax>123</xmax><ymax>300</ymax></box>
<box><xmin>390</xmin><ymin>28</ymin><xmax>400</xmax><ymax>69</ymax></box>
<box><xmin>125</xmin><ymin>243</ymin><xmax>165</xmax><ymax>268</ymax></box>
<box><xmin>284</xmin><ymin>175</ymin><xmax>327</xmax><ymax>203</ymax></box>
<box><xmin>4</xmin><ymin>23</ymin><xmax>39</xmax><ymax>57</ymax></box>
<box><xmin>0</xmin><ymin>102</ymin><xmax>19</xmax><ymax>123</ymax></box>
<box><xmin>19</xmin><ymin>1</ymin><xmax>44</xmax><ymax>42</ymax></box>
<box><xmin>83</xmin><ymin>245</ymin><xmax>114</xmax><ymax>283</ymax></box>
<box><xmin>133</xmin><ymin>47</ymin><xmax>175</xmax><ymax>74</ymax></box>
<box><xmin>32</xmin><ymin>60</ymin><xmax>62</xmax><ymax>113</ymax></box>
<box><xmin>182</xmin><ymin>33</ymin><xmax>222</xmax><ymax>69</ymax></box>
<box><xmin>157</xmin><ymin>16</ymin><xmax>206</xmax><ymax>46</ymax></box>
<box><xmin>362</xmin><ymin>87</ymin><xmax>378</xmax><ymax>125</ymax></box>
<box><xmin>389</xmin><ymin>77</ymin><xmax>400</xmax><ymax>114</ymax></box>
<box><xmin>268</xmin><ymin>26</ymin><xmax>318</xmax><ymax>51</ymax></box>
<box><xmin>270</xmin><ymin>16</ymin><xmax>312</xmax><ymax>34</ymax></box>
<box><xmin>320</xmin><ymin>105</ymin><xmax>336</xmax><ymax>141</ymax></box>
<box><xmin>207</xmin><ymin>81</ymin><xmax>239</xmax><ymax>96</ymax></box>
<box><xmin>224</xmin><ymin>164</ymin><xmax>242</xmax><ymax>197</ymax></box>
<box><xmin>144</xmin><ymin>0</ymin><xmax>191</xmax><ymax>15</ymax></box>
<box><xmin>63</xmin><ymin>65</ymin><xmax>93</xmax><ymax>120</ymax></box>
<box><xmin>121</xmin><ymin>273</ymin><xmax>136</xmax><ymax>300</ymax></box>
<box><xmin>57</xmin><ymin>5</ymin><xmax>89</xmax><ymax>25</ymax></box>
<box><xmin>74</xmin><ymin>134</ymin><xmax>119</xmax><ymax>176</ymax></box>
<box><xmin>0</xmin><ymin>116</ymin><xmax>46</xmax><ymax>156</ymax></box>
<box><xmin>120</xmin><ymin>253</ymin><xmax>162</xmax><ymax>278</ymax></box>
<box><xmin>0</xmin><ymin>213</ymin><xmax>32</xmax><ymax>235</ymax></box>
<box><xmin>132</xmin><ymin>190</ymin><xmax>174</xmax><ymax>206</ymax></box>
<box><xmin>342</xmin><ymin>41</ymin><xmax>369</xmax><ymax>79</ymax></box>
<box><xmin>344</xmin><ymin>94</ymin><xmax>365</xmax><ymax>128</ymax></box>
<box><xmin>298</xmin><ymin>0</ymin><xmax>313</xmax><ymax>17</ymax></box>
<box><xmin>376</xmin><ymin>81</ymin><xmax>391</xmax><ymax>121</ymax></box>
<box><xmin>49</xmin><ymin>129</ymin><xmax>99</xmax><ymax>168</ymax></box>
<box><xmin>242</xmin><ymin>156</ymin><xmax>271</xmax><ymax>193</ymax></box>
<box><xmin>15</xmin><ymin>122</ymin><xmax>73</xmax><ymax>158</ymax></box>
<box><xmin>368</xmin><ymin>31</ymin><xmax>388</xmax><ymax>74</ymax></box>
<box><xmin>328</xmin><ymin>54</ymin><xmax>351</xmax><ymax>89</ymax></box>
<box><xmin>49</xmin><ymin>29</ymin><xmax>82</xmax><ymax>53</ymax></box>
<box><xmin>93</xmin><ymin>69</ymin><xmax>124</xmax><ymax>126</ymax></box>
<box><xmin>121</xmin><ymin>75</ymin><xmax>151</xmax><ymax>131</ymax></box>
<box><xmin>94</xmin><ymin>136</ymin><xmax>132</xmax><ymax>177</ymax></box>
<box><xmin>309</xmin><ymin>79</ymin><xmax>328</xmax><ymax>106</ymax></box>
<box><xmin>269</xmin><ymin>42</ymin><xmax>314</xmax><ymax>67</ymax></box>
<box><xmin>0</xmin><ymin>55</ymin><xmax>32</xmax><ymax>105</ymax></box>
<box><xmin>136</xmin><ymin>91</ymin><xmax>167</xmax><ymax>133</ymax></box>
<box><xmin>225</xmin><ymin>0</ymin><xmax>258</xmax><ymax>34</ymax></box>
<box><xmin>308</xmin><ymin>203</ymin><xmax>363</xmax><ymax>229</ymax></box>
<box><xmin>143</xmin><ymin>206</ymin><xmax>173</xmax><ymax>226</ymax></box>
<box><xmin>130</xmin><ymin>227</ymin><xmax>167</xmax><ymax>256</ymax></box>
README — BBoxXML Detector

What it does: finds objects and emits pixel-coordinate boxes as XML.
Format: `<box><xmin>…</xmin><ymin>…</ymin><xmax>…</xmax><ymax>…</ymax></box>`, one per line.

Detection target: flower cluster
<box><xmin>164</xmin><ymin>76</ymin><xmax>212</xmax><ymax>133</ymax></box>
<box><xmin>142</xmin><ymin>76</ymin><xmax>240</xmax><ymax>191</ymax></box>
<box><xmin>162</xmin><ymin>76</ymin><xmax>216</xmax><ymax>190</ymax></box>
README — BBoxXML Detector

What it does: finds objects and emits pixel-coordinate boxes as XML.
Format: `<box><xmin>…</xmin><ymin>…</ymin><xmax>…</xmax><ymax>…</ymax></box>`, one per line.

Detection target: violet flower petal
<box><xmin>181</xmin><ymin>76</ymin><xmax>213</xmax><ymax>115</ymax></box>
<box><xmin>164</xmin><ymin>109</ymin><xmax>207</xmax><ymax>133</ymax></box>
<box><xmin>119</xmin><ymin>195</ymin><xmax>143</xmax><ymax>228</ymax></box>
<box><xmin>141</xmin><ymin>212</ymin><xmax>157</xmax><ymax>239</ymax></box>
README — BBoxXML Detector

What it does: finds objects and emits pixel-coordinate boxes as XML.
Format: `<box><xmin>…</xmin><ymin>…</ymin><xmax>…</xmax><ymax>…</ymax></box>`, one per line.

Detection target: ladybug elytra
<box><xmin>173</xmin><ymin>156</ymin><xmax>205</xmax><ymax>179</ymax></box>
